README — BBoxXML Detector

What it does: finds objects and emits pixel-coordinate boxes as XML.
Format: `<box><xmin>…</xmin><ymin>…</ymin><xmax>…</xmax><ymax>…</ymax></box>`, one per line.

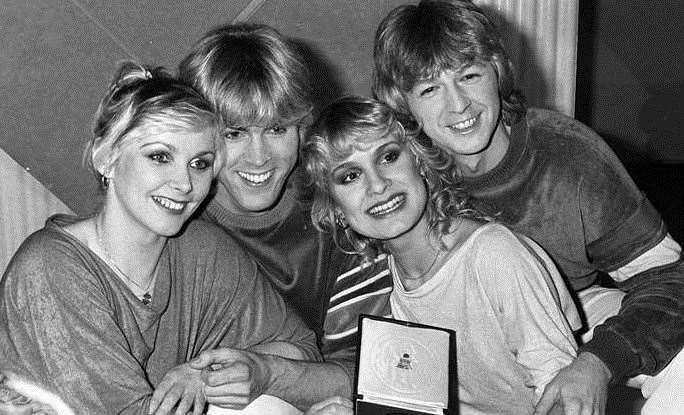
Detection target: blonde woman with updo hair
<box><xmin>0</xmin><ymin>61</ymin><xmax>319</xmax><ymax>414</ymax></box>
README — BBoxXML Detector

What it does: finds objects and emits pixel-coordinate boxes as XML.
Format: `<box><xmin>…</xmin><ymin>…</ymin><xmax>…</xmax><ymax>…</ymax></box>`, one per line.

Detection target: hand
<box><xmin>304</xmin><ymin>397</ymin><xmax>354</xmax><ymax>415</ymax></box>
<box><xmin>149</xmin><ymin>363</ymin><xmax>205</xmax><ymax>415</ymax></box>
<box><xmin>188</xmin><ymin>348</ymin><xmax>273</xmax><ymax>410</ymax></box>
<box><xmin>534</xmin><ymin>352</ymin><xmax>611</xmax><ymax>415</ymax></box>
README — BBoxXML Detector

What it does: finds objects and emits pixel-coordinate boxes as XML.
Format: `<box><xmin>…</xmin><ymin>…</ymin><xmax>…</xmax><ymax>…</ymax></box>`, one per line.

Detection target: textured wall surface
<box><xmin>1</xmin><ymin>0</ymin><xmax>580</xmax><ymax>215</ymax></box>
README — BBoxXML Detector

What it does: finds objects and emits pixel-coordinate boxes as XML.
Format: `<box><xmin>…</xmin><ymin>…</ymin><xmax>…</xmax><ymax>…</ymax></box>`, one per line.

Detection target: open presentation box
<box><xmin>354</xmin><ymin>314</ymin><xmax>457</xmax><ymax>415</ymax></box>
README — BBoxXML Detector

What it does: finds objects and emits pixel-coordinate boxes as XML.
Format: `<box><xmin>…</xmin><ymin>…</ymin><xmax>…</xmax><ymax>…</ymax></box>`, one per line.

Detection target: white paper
<box><xmin>207</xmin><ymin>395</ymin><xmax>302</xmax><ymax>415</ymax></box>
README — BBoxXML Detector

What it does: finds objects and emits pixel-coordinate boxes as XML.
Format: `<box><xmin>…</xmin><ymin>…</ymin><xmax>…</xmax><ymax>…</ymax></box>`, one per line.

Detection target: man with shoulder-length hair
<box><xmin>373</xmin><ymin>1</ymin><xmax>684</xmax><ymax>414</ymax></box>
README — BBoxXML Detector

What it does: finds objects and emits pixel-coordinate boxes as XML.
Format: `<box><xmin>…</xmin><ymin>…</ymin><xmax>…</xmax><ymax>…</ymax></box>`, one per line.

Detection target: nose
<box><xmin>366</xmin><ymin>169</ymin><xmax>390</xmax><ymax>195</ymax></box>
<box><xmin>169</xmin><ymin>167</ymin><xmax>193</xmax><ymax>194</ymax></box>
<box><xmin>246</xmin><ymin>131</ymin><xmax>272</xmax><ymax>166</ymax></box>
<box><xmin>444</xmin><ymin>83</ymin><xmax>471</xmax><ymax>113</ymax></box>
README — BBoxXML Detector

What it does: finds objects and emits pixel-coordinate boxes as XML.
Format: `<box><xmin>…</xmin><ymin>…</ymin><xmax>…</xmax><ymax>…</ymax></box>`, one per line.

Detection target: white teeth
<box><xmin>238</xmin><ymin>171</ymin><xmax>272</xmax><ymax>184</ymax></box>
<box><xmin>153</xmin><ymin>196</ymin><xmax>185</xmax><ymax>211</ymax></box>
<box><xmin>369</xmin><ymin>195</ymin><xmax>405</xmax><ymax>215</ymax></box>
<box><xmin>449</xmin><ymin>116</ymin><xmax>476</xmax><ymax>130</ymax></box>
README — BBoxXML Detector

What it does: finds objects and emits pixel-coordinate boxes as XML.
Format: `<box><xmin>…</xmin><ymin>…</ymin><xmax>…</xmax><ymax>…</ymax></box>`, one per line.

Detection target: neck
<box><xmin>386</xmin><ymin>216</ymin><xmax>443</xmax><ymax>290</ymax></box>
<box><xmin>95</xmin><ymin>207</ymin><xmax>165</xmax><ymax>285</ymax></box>
<box><xmin>455</xmin><ymin>123</ymin><xmax>510</xmax><ymax>177</ymax></box>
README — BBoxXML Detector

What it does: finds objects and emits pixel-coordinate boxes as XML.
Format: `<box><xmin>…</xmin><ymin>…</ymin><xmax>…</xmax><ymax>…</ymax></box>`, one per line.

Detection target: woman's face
<box><xmin>328</xmin><ymin>133</ymin><xmax>427</xmax><ymax>242</ymax></box>
<box><xmin>107</xmin><ymin>127</ymin><xmax>216</xmax><ymax>237</ymax></box>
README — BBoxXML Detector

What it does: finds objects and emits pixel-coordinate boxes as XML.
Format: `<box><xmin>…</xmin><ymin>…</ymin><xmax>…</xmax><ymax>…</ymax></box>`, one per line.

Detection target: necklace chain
<box><xmin>94</xmin><ymin>218</ymin><xmax>154</xmax><ymax>304</ymax></box>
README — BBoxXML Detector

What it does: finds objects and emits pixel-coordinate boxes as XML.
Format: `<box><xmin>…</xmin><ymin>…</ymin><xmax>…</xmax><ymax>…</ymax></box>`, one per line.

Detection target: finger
<box><xmin>533</xmin><ymin>389</ymin><xmax>558</xmax><ymax>415</ymax></box>
<box><xmin>173</xmin><ymin>392</ymin><xmax>193</xmax><ymax>415</ymax></box>
<box><xmin>192</xmin><ymin>392</ymin><xmax>206</xmax><ymax>415</ymax></box>
<box><xmin>307</xmin><ymin>396</ymin><xmax>353</xmax><ymax>412</ymax></box>
<box><xmin>189</xmin><ymin>348</ymin><xmax>240</xmax><ymax>370</ymax></box>
<box><xmin>562</xmin><ymin>399</ymin><xmax>581</xmax><ymax>415</ymax></box>
<box><xmin>202</xmin><ymin>363</ymin><xmax>250</xmax><ymax>386</ymax></box>
<box><xmin>210</xmin><ymin>396</ymin><xmax>251</xmax><ymax>410</ymax></box>
<box><xmin>204</xmin><ymin>381</ymin><xmax>250</xmax><ymax>399</ymax></box>
<box><xmin>149</xmin><ymin>382</ymin><xmax>169</xmax><ymax>414</ymax></box>
<box><xmin>155</xmin><ymin>386</ymin><xmax>183</xmax><ymax>415</ymax></box>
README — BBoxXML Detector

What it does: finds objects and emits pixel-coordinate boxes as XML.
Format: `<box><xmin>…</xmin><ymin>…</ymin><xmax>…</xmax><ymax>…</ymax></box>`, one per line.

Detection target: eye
<box><xmin>222</xmin><ymin>128</ymin><xmax>245</xmax><ymax>141</ymax></box>
<box><xmin>149</xmin><ymin>152</ymin><xmax>170</xmax><ymax>164</ymax></box>
<box><xmin>460</xmin><ymin>66</ymin><xmax>484</xmax><ymax>83</ymax></box>
<box><xmin>268</xmin><ymin>125</ymin><xmax>289</xmax><ymax>135</ymax></box>
<box><xmin>335</xmin><ymin>169</ymin><xmax>361</xmax><ymax>185</ymax></box>
<box><xmin>418</xmin><ymin>85</ymin><xmax>437</xmax><ymax>97</ymax></box>
<box><xmin>380</xmin><ymin>149</ymin><xmax>400</xmax><ymax>164</ymax></box>
<box><xmin>189</xmin><ymin>157</ymin><xmax>213</xmax><ymax>171</ymax></box>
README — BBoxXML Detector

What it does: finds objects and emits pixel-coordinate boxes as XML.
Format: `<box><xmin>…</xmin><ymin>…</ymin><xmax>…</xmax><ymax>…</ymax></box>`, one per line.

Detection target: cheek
<box><xmin>221</xmin><ymin>142</ymin><xmax>247</xmax><ymax>168</ymax></box>
<box><xmin>275</xmin><ymin>137</ymin><xmax>300</xmax><ymax>165</ymax></box>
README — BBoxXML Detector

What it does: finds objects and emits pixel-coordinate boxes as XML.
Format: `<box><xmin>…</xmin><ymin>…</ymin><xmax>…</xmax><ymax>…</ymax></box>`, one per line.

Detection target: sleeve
<box><xmin>0</xmin><ymin>235</ymin><xmax>151</xmax><ymax>414</ymax></box>
<box><xmin>573</xmin><ymin>130</ymin><xmax>684</xmax><ymax>380</ymax></box>
<box><xmin>581</xmin><ymin>258</ymin><xmax>684</xmax><ymax>381</ymax></box>
<box><xmin>198</xmin><ymin>225</ymin><xmax>321</xmax><ymax>361</ymax></box>
<box><xmin>474</xmin><ymin>227</ymin><xmax>578</xmax><ymax>400</ymax></box>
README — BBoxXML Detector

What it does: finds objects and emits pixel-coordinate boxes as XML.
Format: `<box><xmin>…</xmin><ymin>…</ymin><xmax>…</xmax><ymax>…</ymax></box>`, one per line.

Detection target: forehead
<box><xmin>331</xmin><ymin>132</ymin><xmax>402</xmax><ymax>163</ymax></box>
<box><xmin>125</xmin><ymin>126</ymin><xmax>216</xmax><ymax>151</ymax></box>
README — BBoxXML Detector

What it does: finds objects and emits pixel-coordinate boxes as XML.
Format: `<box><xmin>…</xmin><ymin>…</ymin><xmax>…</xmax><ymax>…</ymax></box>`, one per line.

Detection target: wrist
<box><xmin>578</xmin><ymin>351</ymin><xmax>612</xmax><ymax>382</ymax></box>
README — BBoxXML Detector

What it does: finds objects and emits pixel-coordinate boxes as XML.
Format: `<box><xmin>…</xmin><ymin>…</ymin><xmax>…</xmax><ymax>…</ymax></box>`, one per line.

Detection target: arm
<box><xmin>579</xmin><ymin>142</ymin><xmax>684</xmax><ymax>380</ymax></box>
<box><xmin>477</xmin><ymin>229</ymin><xmax>578</xmax><ymax>399</ymax></box>
<box><xmin>189</xmin><ymin>348</ymin><xmax>351</xmax><ymax>411</ymax></box>
<box><xmin>154</xmin><ymin>224</ymin><xmax>343</xmax><ymax>412</ymax></box>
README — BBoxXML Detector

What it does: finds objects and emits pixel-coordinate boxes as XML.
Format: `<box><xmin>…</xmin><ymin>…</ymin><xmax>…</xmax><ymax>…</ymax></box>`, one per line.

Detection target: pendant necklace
<box><xmin>94</xmin><ymin>219</ymin><xmax>155</xmax><ymax>305</ymax></box>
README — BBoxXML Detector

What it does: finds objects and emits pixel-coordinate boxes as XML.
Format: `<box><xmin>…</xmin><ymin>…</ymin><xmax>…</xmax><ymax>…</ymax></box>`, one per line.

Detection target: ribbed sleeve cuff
<box><xmin>579</xmin><ymin>329</ymin><xmax>641</xmax><ymax>382</ymax></box>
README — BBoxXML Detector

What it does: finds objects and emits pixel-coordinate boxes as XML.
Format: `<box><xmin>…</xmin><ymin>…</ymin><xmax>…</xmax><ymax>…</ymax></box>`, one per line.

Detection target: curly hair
<box><xmin>303</xmin><ymin>95</ymin><xmax>485</xmax><ymax>260</ymax></box>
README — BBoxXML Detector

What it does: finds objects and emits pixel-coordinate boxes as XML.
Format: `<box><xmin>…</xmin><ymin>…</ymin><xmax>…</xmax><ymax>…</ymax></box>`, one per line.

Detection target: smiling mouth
<box><xmin>368</xmin><ymin>194</ymin><xmax>405</xmax><ymax>216</ymax></box>
<box><xmin>152</xmin><ymin>196</ymin><xmax>187</xmax><ymax>213</ymax></box>
<box><xmin>238</xmin><ymin>170</ymin><xmax>273</xmax><ymax>186</ymax></box>
<box><xmin>447</xmin><ymin>114</ymin><xmax>479</xmax><ymax>132</ymax></box>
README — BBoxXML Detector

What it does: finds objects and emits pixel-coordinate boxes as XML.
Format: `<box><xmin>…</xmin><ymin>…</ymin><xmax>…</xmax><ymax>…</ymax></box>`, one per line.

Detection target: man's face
<box><xmin>215</xmin><ymin>124</ymin><xmax>299</xmax><ymax>215</ymax></box>
<box><xmin>404</xmin><ymin>62</ymin><xmax>505</xmax><ymax>161</ymax></box>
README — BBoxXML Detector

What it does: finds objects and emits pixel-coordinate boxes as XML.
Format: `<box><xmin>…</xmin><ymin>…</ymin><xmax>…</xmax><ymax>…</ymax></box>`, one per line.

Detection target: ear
<box><xmin>91</xmin><ymin>137</ymin><xmax>116</xmax><ymax>179</ymax></box>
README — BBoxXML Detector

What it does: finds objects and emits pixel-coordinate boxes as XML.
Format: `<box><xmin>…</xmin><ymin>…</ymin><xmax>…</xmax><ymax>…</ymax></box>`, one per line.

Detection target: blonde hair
<box><xmin>84</xmin><ymin>61</ymin><xmax>220</xmax><ymax>189</ymax></box>
<box><xmin>303</xmin><ymin>96</ymin><xmax>484</xmax><ymax>260</ymax></box>
<box><xmin>178</xmin><ymin>24</ymin><xmax>313</xmax><ymax>130</ymax></box>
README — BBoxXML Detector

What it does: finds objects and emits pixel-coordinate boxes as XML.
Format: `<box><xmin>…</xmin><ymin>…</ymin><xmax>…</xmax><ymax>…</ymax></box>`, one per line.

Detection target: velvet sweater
<box><xmin>201</xmin><ymin>169</ymin><xmax>392</xmax><ymax>369</ymax></box>
<box><xmin>0</xmin><ymin>215</ymin><xmax>320</xmax><ymax>414</ymax></box>
<box><xmin>463</xmin><ymin>108</ymin><xmax>684</xmax><ymax>381</ymax></box>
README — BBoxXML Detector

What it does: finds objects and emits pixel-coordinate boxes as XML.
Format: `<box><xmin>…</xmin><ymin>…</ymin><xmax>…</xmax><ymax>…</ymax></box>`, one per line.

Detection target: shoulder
<box><xmin>2</xmin><ymin>222</ymin><xmax>94</xmax><ymax>308</ymax></box>
<box><xmin>526</xmin><ymin>108</ymin><xmax>627</xmax><ymax>174</ymax></box>
<box><xmin>172</xmin><ymin>218</ymin><xmax>248</xmax><ymax>252</ymax></box>
<box><xmin>458</xmin><ymin>223</ymin><xmax>539</xmax><ymax>275</ymax></box>
<box><xmin>4</xmin><ymin>222</ymin><xmax>78</xmax><ymax>278</ymax></box>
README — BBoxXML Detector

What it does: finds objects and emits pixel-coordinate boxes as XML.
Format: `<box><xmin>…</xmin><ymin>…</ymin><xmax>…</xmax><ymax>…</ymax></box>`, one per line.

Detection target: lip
<box><xmin>237</xmin><ymin>169</ymin><xmax>274</xmax><ymax>186</ymax></box>
<box><xmin>152</xmin><ymin>196</ymin><xmax>188</xmax><ymax>214</ymax></box>
<box><xmin>446</xmin><ymin>113</ymin><xmax>480</xmax><ymax>134</ymax></box>
<box><xmin>367</xmin><ymin>193</ymin><xmax>406</xmax><ymax>216</ymax></box>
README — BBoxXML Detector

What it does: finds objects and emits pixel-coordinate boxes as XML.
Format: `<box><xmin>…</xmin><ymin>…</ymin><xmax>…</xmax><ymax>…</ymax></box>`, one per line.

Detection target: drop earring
<box><xmin>335</xmin><ymin>212</ymin><xmax>349</xmax><ymax>230</ymax></box>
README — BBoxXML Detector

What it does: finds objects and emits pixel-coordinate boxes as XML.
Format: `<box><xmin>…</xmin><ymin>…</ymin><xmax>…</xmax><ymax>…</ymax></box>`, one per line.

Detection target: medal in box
<box><xmin>354</xmin><ymin>315</ymin><xmax>457</xmax><ymax>415</ymax></box>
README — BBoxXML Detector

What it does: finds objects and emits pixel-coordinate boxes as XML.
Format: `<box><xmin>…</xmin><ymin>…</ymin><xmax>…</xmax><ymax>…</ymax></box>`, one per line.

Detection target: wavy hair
<box><xmin>373</xmin><ymin>0</ymin><xmax>526</xmax><ymax>127</ymax></box>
